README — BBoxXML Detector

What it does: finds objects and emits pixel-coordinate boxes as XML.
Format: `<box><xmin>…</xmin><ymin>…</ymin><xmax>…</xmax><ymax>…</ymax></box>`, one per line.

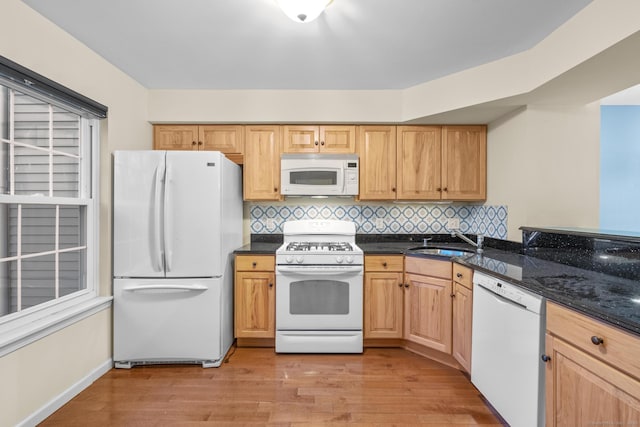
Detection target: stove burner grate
<box><xmin>285</xmin><ymin>241</ymin><xmax>354</xmax><ymax>252</ymax></box>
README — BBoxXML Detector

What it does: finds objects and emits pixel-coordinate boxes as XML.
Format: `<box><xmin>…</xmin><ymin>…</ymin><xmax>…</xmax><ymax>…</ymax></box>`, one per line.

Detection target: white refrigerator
<box><xmin>112</xmin><ymin>150</ymin><xmax>242</xmax><ymax>368</ymax></box>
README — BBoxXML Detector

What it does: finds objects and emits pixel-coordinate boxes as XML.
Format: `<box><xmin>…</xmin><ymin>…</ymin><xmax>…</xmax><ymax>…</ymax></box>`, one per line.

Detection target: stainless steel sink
<box><xmin>406</xmin><ymin>247</ymin><xmax>473</xmax><ymax>258</ymax></box>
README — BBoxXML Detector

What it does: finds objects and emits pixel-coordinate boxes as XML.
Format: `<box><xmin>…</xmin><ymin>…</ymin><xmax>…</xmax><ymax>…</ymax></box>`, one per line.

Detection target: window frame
<box><xmin>0</xmin><ymin>81</ymin><xmax>110</xmax><ymax>358</ymax></box>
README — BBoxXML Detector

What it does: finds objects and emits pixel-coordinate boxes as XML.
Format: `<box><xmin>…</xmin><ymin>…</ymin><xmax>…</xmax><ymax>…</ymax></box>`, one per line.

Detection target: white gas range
<box><xmin>275</xmin><ymin>220</ymin><xmax>364</xmax><ymax>353</ymax></box>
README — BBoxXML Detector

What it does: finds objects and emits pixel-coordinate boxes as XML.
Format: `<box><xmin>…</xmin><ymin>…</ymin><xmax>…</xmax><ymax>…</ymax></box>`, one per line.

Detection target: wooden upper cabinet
<box><xmin>199</xmin><ymin>125</ymin><xmax>244</xmax><ymax>163</ymax></box>
<box><xmin>153</xmin><ymin>125</ymin><xmax>199</xmax><ymax>151</ymax></box>
<box><xmin>243</xmin><ymin>125</ymin><xmax>281</xmax><ymax>201</ymax></box>
<box><xmin>153</xmin><ymin>124</ymin><xmax>244</xmax><ymax>164</ymax></box>
<box><xmin>396</xmin><ymin>126</ymin><xmax>442</xmax><ymax>200</ymax></box>
<box><xmin>357</xmin><ymin>125</ymin><xmax>397</xmax><ymax>200</ymax></box>
<box><xmin>441</xmin><ymin>125</ymin><xmax>486</xmax><ymax>200</ymax></box>
<box><xmin>282</xmin><ymin>125</ymin><xmax>355</xmax><ymax>153</ymax></box>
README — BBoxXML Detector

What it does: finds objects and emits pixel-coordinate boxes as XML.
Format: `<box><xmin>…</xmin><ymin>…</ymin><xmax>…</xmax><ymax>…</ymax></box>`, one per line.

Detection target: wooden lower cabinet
<box><xmin>364</xmin><ymin>255</ymin><xmax>404</xmax><ymax>339</ymax></box>
<box><xmin>404</xmin><ymin>271</ymin><xmax>452</xmax><ymax>353</ymax></box>
<box><xmin>404</xmin><ymin>257</ymin><xmax>453</xmax><ymax>354</ymax></box>
<box><xmin>545</xmin><ymin>302</ymin><xmax>640</xmax><ymax>426</ymax></box>
<box><xmin>451</xmin><ymin>282</ymin><xmax>472</xmax><ymax>372</ymax></box>
<box><xmin>451</xmin><ymin>263</ymin><xmax>473</xmax><ymax>373</ymax></box>
<box><xmin>234</xmin><ymin>255</ymin><xmax>275</xmax><ymax>341</ymax></box>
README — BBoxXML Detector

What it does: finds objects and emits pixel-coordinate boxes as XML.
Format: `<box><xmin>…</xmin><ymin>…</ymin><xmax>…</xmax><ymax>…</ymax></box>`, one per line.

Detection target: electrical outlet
<box><xmin>447</xmin><ymin>218</ymin><xmax>460</xmax><ymax>230</ymax></box>
<box><xmin>375</xmin><ymin>218</ymin><xmax>385</xmax><ymax>230</ymax></box>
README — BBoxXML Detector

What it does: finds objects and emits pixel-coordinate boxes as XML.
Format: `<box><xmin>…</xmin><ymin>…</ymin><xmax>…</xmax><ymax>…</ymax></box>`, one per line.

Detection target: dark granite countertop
<box><xmin>457</xmin><ymin>248</ymin><xmax>640</xmax><ymax>336</ymax></box>
<box><xmin>235</xmin><ymin>233</ymin><xmax>640</xmax><ymax>337</ymax></box>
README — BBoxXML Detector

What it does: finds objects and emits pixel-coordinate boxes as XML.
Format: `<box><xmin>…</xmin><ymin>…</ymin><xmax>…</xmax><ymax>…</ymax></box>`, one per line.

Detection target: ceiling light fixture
<box><xmin>276</xmin><ymin>0</ymin><xmax>333</xmax><ymax>23</ymax></box>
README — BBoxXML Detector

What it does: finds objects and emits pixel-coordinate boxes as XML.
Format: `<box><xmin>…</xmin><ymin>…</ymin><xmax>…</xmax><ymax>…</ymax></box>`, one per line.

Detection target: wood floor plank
<box><xmin>40</xmin><ymin>347</ymin><xmax>506</xmax><ymax>426</ymax></box>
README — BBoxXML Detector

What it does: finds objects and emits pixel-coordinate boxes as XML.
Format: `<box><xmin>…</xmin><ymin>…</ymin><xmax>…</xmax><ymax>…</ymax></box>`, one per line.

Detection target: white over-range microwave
<box><xmin>280</xmin><ymin>153</ymin><xmax>359</xmax><ymax>196</ymax></box>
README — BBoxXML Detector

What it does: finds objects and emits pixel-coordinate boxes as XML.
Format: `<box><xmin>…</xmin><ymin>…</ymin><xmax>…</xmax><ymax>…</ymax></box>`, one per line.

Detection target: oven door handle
<box><xmin>276</xmin><ymin>266</ymin><xmax>363</xmax><ymax>275</ymax></box>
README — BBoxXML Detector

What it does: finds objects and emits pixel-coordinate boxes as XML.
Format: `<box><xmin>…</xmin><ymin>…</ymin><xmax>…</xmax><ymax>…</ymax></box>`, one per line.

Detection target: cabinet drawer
<box><xmin>547</xmin><ymin>301</ymin><xmax>640</xmax><ymax>380</ymax></box>
<box><xmin>452</xmin><ymin>263</ymin><xmax>473</xmax><ymax>289</ymax></box>
<box><xmin>365</xmin><ymin>255</ymin><xmax>404</xmax><ymax>272</ymax></box>
<box><xmin>235</xmin><ymin>255</ymin><xmax>275</xmax><ymax>271</ymax></box>
<box><xmin>405</xmin><ymin>256</ymin><xmax>452</xmax><ymax>279</ymax></box>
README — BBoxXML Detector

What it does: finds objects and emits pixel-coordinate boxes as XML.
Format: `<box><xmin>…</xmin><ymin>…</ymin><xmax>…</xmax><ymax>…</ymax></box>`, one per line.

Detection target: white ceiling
<box><xmin>23</xmin><ymin>0</ymin><xmax>593</xmax><ymax>91</ymax></box>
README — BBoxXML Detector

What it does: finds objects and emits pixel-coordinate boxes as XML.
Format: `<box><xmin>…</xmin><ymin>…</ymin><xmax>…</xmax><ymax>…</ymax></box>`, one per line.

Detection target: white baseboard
<box><xmin>17</xmin><ymin>358</ymin><xmax>113</xmax><ymax>427</ymax></box>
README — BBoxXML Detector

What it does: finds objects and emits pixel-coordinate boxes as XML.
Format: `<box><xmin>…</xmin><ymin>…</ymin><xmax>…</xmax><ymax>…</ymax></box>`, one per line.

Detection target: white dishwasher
<box><xmin>471</xmin><ymin>271</ymin><xmax>545</xmax><ymax>427</ymax></box>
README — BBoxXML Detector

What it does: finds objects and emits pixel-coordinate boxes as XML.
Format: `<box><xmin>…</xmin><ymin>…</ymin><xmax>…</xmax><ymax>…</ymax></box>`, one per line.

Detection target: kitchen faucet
<box><xmin>450</xmin><ymin>229</ymin><xmax>484</xmax><ymax>254</ymax></box>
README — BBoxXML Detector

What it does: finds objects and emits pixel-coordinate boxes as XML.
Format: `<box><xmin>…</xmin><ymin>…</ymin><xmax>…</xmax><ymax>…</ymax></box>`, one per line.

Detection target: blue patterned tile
<box><xmin>249</xmin><ymin>203</ymin><xmax>508</xmax><ymax>238</ymax></box>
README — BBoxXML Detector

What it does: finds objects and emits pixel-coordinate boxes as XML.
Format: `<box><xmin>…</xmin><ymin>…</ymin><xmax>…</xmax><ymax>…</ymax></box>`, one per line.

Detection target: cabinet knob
<box><xmin>321</xmin><ymin>141</ymin><xmax>325</xmax><ymax>146</ymax></box>
<box><xmin>404</xmin><ymin>283</ymin><xmax>409</xmax><ymax>288</ymax></box>
<box><xmin>443</xmin><ymin>187</ymin><xmax>448</xmax><ymax>192</ymax></box>
<box><xmin>450</xmin><ymin>293</ymin><xmax>456</xmax><ymax>298</ymax></box>
<box><xmin>436</xmin><ymin>187</ymin><xmax>442</xmax><ymax>192</ymax></box>
<box><xmin>392</xmin><ymin>187</ymin><xmax>396</xmax><ymax>192</ymax></box>
<box><xmin>198</xmin><ymin>141</ymin><xmax>203</xmax><ymax>146</ymax></box>
<box><xmin>382</xmin><ymin>262</ymin><xmax>388</xmax><ymax>267</ymax></box>
<box><xmin>252</xmin><ymin>262</ymin><xmax>257</xmax><ymax>267</ymax></box>
<box><xmin>269</xmin><ymin>283</ymin><xmax>273</xmax><ymax>288</ymax></box>
<box><xmin>192</xmin><ymin>141</ymin><xmax>197</xmax><ymax>146</ymax></box>
<box><xmin>274</xmin><ymin>188</ymin><xmax>278</xmax><ymax>192</ymax></box>
<box><xmin>398</xmin><ymin>283</ymin><xmax>403</xmax><ymax>288</ymax></box>
<box><xmin>314</xmin><ymin>141</ymin><xmax>319</xmax><ymax>146</ymax></box>
<box><xmin>591</xmin><ymin>336</ymin><xmax>604</xmax><ymax>346</ymax></box>
<box><xmin>456</xmin><ymin>272</ymin><xmax>463</xmax><ymax>278</ymax></box>
<box><xmin>541</xmin><ymin>354</ymin><xmax>551</xmax><ymax>363</ymax></box>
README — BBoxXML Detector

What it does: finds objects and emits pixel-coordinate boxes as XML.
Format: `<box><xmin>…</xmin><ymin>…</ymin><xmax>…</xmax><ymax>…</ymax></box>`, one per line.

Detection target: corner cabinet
<box><xmin>451</xmin><ymin>263</ymin><xmax>473</xmax><ymax>373</ymax></box>
<box><xmin>363</xmin><ymin>255</ymin><xmax>404</xmax><ymax>339</ymax></box>
<box><xmin>234</xmin><ymin>255</ymin><xmax>276</xmax><ymax>343</ymax></box>
<box><xmin>153</xmin><ymin>124</ymin><xmax>244</xmax><ymax>164</ymax></box>
<box><xmin>441</xmin><ymin>125</ymin><xmax>486</xmax><ymax>200</ymax></box>
<box><xmin>396</xmin><ymin>126</ymin><xmax>443</xmax><ymax>200</ymax></box>
<box><xmin>282</xmin><ymin>125</ymin><xmax>356</xmax><ymax>153</ymax></box>
<box><xmin>358</xmin><ymin>125</ymin><xmax>486</xmax><ymax>201</ymax></box>
<box><xmin>544</xmin><ymin>302</ymin><xmax>640</xmax><ymax>426</ymax></box>
<box><xmin>243</xmin><ymin>125</ymin><xmax>281</xmax><ymax>201</ymax></box>
<box><xmin>404</xmin><ymin>257</ymin><xmax>453</xmax><ymax>353</ymax></box>
<box><xmin>357</xmin><ymin>126</ymin><xmax>398</xmax><ymax>200</ymax></box>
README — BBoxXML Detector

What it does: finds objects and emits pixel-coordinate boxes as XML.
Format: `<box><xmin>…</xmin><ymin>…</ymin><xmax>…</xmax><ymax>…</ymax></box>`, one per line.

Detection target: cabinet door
<box><xmin>545</xmin><ymin>334</ymin><xmax>640</xmax><ymax>427</ymax></box>
<box><xmin>452</xmin><ymin>282</ymin><xmax>472</xmax><ymax>373</ymax></box>
<box><xmin>357</xmin><ymin>125</ymin><xmax>397</xmax><ymax>200</ymax></box>
<box><xmin>199</xmin><ymin>125</ymin><xmax>244</xmax><ymax>155</ymax></box>
<box><xmin>243</xmin><ymin>126</ymin><xmax>281</xmax><ymax>201</ymax></box>
<box><xmin>441</xmin><ymin>125</ymin><xmax>486</xmax><ymax>200</ymax></box>
<box><xmin>153</xmin><ymin>125</ymin><xmax>199</xmax><ymax>151</ymax></box>
<box><xmin>396</xmin><ymin>126</ymin><xmax>442</xmax><ymax>200</ymax></box>
<box><xmin>404</xmin><ymin>273</ymin><xmax>452</xmax><ymax>353</ymax></box>
<box><xmin>282</xmin><ymin>125</ymin><xmax>320</xmax><ymax>153</ymax></box>
<box><xmin>364</xmin><ymin>272</ymin><xmax>404</xmax><ymax>339</ymax></box>
<box><xmin>320</xmin><ymin>125</ymin><xmax>356</xmax><ymax>153</ymax></box>
<box><xmin>235</xmin><ymin>271</ymin><xmax>275</xmax><ymax>338</ymax></box>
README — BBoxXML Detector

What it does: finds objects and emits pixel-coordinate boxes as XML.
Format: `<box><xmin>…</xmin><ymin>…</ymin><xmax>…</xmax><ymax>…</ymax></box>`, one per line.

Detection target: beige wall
<box><xmin>486</xmin><ymin>104</ymin><xmax>600</xmax><ymax>241</ymax></box>
<box><xmin>1</xmin><ymin>1</ymin><xmax>150</xmax><ymax>425</ymax></box>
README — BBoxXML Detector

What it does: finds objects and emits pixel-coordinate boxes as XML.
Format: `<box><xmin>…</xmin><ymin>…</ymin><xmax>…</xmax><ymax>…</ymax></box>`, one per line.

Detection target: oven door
<box><xmin>280</xmin><ymin>167</ymin><xmax>345</xmax><ymax>196</ymax></box>
<box><xmin>275</xmin><ymin>265</ymin><xmax>363</xmax><ymax>330</ymax></box>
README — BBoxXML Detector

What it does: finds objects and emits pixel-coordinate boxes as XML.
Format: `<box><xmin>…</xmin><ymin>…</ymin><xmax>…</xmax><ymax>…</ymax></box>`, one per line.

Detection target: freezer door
<box><xmin>113</xmin><ymin>278</ymin><xmax>222</xmax><ymax>364</ymax></box>
<box><xmin>164</xmin><ymin>151</ymin><xmax>223</xmax><ymax>277</ymax></box>
<box><xmin>113</xmin><ymin>151</ymin><xmax>166</xmax><ymax>278</ymax></box>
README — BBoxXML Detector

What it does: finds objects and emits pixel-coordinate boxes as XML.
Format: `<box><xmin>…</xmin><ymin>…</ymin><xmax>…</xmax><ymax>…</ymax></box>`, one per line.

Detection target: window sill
<box><xmin>0</xmin><ymin>296</ymin><xmax>113</xmax><ymax>358</ymax></box>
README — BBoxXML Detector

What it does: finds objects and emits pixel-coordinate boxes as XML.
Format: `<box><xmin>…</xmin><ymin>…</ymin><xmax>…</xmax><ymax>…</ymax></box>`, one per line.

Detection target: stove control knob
<box><xmin>336</xmin><ymin>256</ymin><xmax>344</xmax><ymax>263</ymax></box>
<box><xmin>285</xmin><ymin>256</ymin><xmax>294</xmax><ymax>264</ymax></box>
<box><xmin>345</xmin><ymin>256</ymin><xmax>354</xmax><ymax>264</ymax></box>
<box><xmin>295</xmin><ymin>256</ymin><xmax>304</xmax><ymax>264</ymax></box>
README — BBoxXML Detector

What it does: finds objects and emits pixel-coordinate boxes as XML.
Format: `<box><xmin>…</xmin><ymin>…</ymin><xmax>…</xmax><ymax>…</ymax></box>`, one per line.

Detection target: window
<box><xmin>0</xmin><ymin>57</ymin><xmax>107</xmax><ymax>354</ymax></box>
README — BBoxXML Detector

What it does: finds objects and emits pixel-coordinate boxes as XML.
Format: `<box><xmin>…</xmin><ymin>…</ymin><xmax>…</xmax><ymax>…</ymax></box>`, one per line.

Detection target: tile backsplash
<box><xmin>250</xmin><ymin>203</ymin><xmax>507</xmax><ymax>239</ymax></box>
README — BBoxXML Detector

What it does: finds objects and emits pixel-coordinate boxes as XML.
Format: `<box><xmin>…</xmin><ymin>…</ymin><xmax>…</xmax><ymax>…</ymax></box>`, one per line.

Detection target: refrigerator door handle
<box><xmin>153</xmin><ymin>163</ymin><xmax>165</xmax><ymax>272</ymax></box>
<box><xmin>164</xmin><ymin>163</ymin><xmax>173</xmax><ymax>272</ymax></box>
<box><xmin>123</xmin><ymin>284</ymin><xmax>208</xmax><ymax>292</ymax></box>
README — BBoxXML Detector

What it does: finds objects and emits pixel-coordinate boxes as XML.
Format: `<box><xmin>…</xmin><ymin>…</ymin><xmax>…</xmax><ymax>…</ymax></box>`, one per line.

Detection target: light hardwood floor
<box><xmin>41</xmin><ymin>347</ymin><xmax>506</xmax><ymax>426</ymax></box>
